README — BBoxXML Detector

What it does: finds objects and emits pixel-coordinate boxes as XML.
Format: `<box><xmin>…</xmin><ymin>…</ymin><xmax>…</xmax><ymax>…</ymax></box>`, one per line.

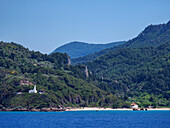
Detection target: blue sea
<box><xmin>0</xmin><ymin>111</ymin><xmax>170</xmax><ymax>128</ymax></box>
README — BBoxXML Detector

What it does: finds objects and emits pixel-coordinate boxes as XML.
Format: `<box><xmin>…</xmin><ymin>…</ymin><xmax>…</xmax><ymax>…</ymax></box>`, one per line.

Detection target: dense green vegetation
<box><xmin>51</xmin><ymin>41</ymin><xmax>125</xmax><ymax>59</ymax></box>
<box><xmin>72</xmin><ymin>45</ymin><xmax>121</xmax><ymax>65</ymax></box>
<box><xmin>0</xmin><ymin>41</ymin><xmax>125</xmax><ymax>109</ymax></box>
<box><xmin>87</xmin><ymin>43</ymin><xmax>170</xmax><ymax>107</ymax></box>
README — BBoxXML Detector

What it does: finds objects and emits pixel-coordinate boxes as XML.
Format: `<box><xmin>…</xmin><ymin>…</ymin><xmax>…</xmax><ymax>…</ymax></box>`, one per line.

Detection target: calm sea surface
<box><xmin>0</xmin><ymin>110</ymin><xmax>170</xmax><ymax>128</ymax></box>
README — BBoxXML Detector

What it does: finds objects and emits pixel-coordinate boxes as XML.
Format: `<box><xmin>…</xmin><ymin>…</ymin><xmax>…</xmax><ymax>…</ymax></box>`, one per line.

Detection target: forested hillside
<box><xmin>85</xmin><ymin>21</ymin><xmax>170</xmax><ymax>107</ymax></box>
<box><xmin>88</xmin><ymin>43</ymin><xmax>169</xmax><ymax>93</ymax></box>
<box><xmin>0</xmin><ymin>41</ymin><xmax>125</xmax><ymax>109</ymax></box>
<box><xmin>72</xmin><ymin>45</ymin><xmax>119</xmax><ymax>65</ymax></box>
<box><xmin>0</xmin><ymin>21</ymin><xmax>169</xmax><ymax>109</ymax></box>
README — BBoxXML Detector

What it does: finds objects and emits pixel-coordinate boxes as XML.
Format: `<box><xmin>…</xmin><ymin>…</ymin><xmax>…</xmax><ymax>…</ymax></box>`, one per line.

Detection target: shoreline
<box><xmin>0</xmin><ymin>107</ymin><xmax>170</xmax><ymax>112</ymax></box>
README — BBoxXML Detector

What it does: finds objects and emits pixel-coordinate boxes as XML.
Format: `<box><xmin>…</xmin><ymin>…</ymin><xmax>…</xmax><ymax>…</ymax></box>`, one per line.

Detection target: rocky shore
<box><xmin>0</xmin><ymin>108</ymin><xmax>66</xmax><ymax>112</ymax></box>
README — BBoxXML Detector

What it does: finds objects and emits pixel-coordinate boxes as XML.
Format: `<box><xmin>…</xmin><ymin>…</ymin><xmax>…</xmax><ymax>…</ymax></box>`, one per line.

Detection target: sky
<box><xmin>0</xmin><ymin>0</ymin><xmax>170</xmax><ymax>54</ymax></box>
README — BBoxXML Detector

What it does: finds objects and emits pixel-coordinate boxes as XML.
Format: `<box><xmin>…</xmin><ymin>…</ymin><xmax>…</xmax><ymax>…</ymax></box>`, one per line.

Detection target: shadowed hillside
<box><xmin>51</xmin><ymin>41</ymin><xmax>125</xmax><ymax>59</ymax></box>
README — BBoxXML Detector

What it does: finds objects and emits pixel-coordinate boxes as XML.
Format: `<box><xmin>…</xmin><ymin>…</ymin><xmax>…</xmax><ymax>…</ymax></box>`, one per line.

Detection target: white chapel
<box><xmin>29</xmin><ymin>85</ymin><xmax>37</xmax><ymax>93</ymax></box>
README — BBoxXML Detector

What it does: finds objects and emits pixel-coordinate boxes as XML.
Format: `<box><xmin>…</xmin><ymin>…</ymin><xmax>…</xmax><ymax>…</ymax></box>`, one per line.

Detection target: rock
<box><xmin>19</xmin><ymin>79</ymin><xmax>34</xmax><ymax>86</ymax></box>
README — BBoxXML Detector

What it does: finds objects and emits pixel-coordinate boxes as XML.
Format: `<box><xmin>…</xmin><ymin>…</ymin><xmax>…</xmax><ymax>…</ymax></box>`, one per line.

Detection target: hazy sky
<box><xmin>0</xmin><ymin>0</ymin><xmax>170</xmax><ymax>54</ymax></box>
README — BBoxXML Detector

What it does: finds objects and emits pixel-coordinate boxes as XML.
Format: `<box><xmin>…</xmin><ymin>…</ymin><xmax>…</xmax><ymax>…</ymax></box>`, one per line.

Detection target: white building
<box><xmin>39</xmin><ymin>92</ymin><xmax>45</xmax><ymax>94</ymax></box>
<box><xmin>29</xmin><ymin>85</ymin><xmax>37</xmax><ymax>93</ymax></box>
<box><xmin>131</xmin><ymin>102</ymin><xmax>138</xmax><ymax>109</ymax></box>
<box><xmin>16</xmin><ymin>92</ymin><xmax>23</xmax><ymax>95</ymax></box>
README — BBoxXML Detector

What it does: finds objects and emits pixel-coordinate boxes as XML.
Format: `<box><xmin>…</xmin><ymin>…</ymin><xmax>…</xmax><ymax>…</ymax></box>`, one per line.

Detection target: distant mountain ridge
<box><xmin>51</xmin><ymin>41</ymin><xmax>126</xmax><ymax>59</ymax></box>
<box><xmin>123</xmin><ymin>20</ymin><xmax>170</xmax><ymax>48</ymax></box>
<box><xmin>72</xmin><ymin>21</ymin><xmax>170</xmax><ymax>65</ymax></box>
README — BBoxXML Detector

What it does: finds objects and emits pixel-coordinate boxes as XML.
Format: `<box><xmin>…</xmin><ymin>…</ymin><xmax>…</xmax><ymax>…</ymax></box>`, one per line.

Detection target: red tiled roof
<box><xmin>131</xmin><ymin>102</ymin><xmax>137</xmax><ymax>105</ymax></box>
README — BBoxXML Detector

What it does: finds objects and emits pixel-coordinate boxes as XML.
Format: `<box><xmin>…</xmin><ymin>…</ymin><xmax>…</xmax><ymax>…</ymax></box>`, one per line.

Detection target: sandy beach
<box><xmin>147</xmin><ymin>108</ymin><xmax>170</xmax><ymax>110</ymax></box>
<box><xmin>65</xmin><ymin>107</ymin><xmax>170</xmax><ymax>111</ymax></box>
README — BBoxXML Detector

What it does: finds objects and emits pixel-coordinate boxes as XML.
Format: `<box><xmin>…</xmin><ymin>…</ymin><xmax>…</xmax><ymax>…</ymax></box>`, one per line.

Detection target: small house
<box><xmin>39</xmin><ymin>92</ymin><xmax>45</xmax><ymax>94</ymax></box>
<box><xmin>148</xmin><ymin>106</ymin><xmax>153</xmax><ymax>108</ymax></box>
<box><xmin>131</xmin><ymin>102</ymin><xmax>138</xmax><ymax>109</ymax></box>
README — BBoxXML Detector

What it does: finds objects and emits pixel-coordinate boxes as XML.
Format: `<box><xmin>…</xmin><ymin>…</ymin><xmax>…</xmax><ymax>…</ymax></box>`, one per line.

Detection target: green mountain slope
<box><xmin>87</xmin><ymin>42</ymin><xmax>170</xmax><ymax>107</ymax></box>
<box><xmin>72</xmin><ymin>21</ymin><xmax>170</xmax><ymax>65</ymax></box>
<box><xmin>84</xmin><ymin>21</ymin><xmax>170</xmax><ymax>107</ymax></box>
<box><xmin>51</xmin><ymin>41</ymin><xmax>125</xmax><ymax>59</ymax></box>
<box><xmin>123</xmin><ymin>21</ymin><xmax>170</xmax><ymax>48</ymax></box>
<box><xmin>0</xmin><ymin>41</ymin><xmax>125</xmax><ymax>109</ymax></box>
